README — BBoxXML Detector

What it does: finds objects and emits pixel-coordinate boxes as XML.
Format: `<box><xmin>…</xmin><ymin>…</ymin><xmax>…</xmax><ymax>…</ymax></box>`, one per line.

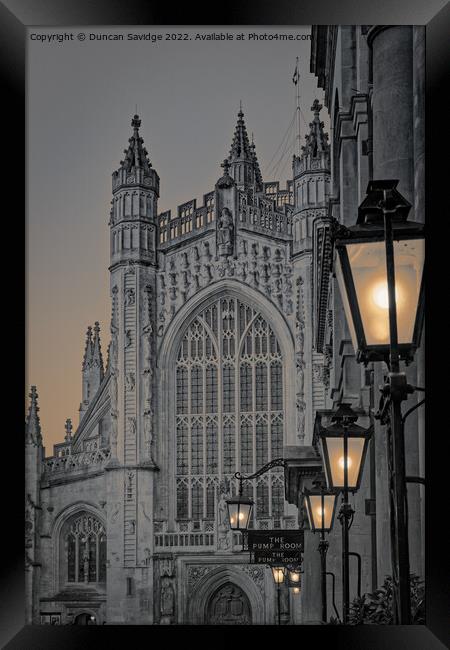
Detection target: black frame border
<box><xmin>2</xmin><ymin>0</ymin><xmax>449</xmax><ymax>647</ymax></box>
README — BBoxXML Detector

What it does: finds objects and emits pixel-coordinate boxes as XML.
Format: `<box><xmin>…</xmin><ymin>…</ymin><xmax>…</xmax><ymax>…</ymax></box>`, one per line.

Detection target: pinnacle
<box><xmin>118</xmin><ymin>113</ymin><xmax>152</xmax><ymax>174</ymax></box>
<box><xmin>82</xmin><ymin>325</ymin><xmax>93</xmax><ymax>371</ymax></box>
<box><xmin>300</xmin><ymin>98</ymin><xmax>329</xmax><ymax>158</ymax></box>
<box><xmin>26</xmin><ymin>385</ymin><xmax>42</xmax><ymax>446</ymax></box>
<box><xmin>92</xmin><ymin>321</ymin><xmax>105</xmax><ymax>379</ymax></box>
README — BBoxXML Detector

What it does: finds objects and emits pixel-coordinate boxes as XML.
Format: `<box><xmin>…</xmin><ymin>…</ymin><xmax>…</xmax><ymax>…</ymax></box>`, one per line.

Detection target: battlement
<box><xmin>158</xmin><ymin>182</ymin><xmax>293</xmax><ymax>248</ymax></box>
<box><xmin>158</xmin><ymin>191</ymin><xmax>215</xmax><ymax>247</ymax></box>
<box><xmin>263</xmin><ymin>180</ymin><xmax>294</xmax><ymax>208</ymax></box>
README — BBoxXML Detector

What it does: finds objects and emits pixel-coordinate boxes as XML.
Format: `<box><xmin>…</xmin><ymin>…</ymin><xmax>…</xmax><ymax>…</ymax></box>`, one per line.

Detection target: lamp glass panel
<box><xmin>289</xmin><ymin>570</ymin><xmax>301</xmax><ymax>584</ymax></box>
<box><xmin>323</xmin><ymin>436</ymin><xmax>365</xmax><ymax>489</ymax></box>
<box><xmin>228</xmin><ymin>501</ymin><xmax>252</xmax><ymax>530</ymax></box>
<box><xmin>272</xmin><ymin>567</ymin><xmax>285</xmax><ymax>584</ymax></box>
<box><xmin>392</xmin><ymin>238</ymin><xmax>424</xmax><ymax>343</ymax></box>
<box><xmin>308</xmin><ymin>494</ymin><xmax>336</xmax><ymax>530</ymax></box>
<box><xmin>346</xmin><ymin>239</ymin><xmax>424</xmax><ymax>346</ymax></box>
<box><xmin>335</xmin><ymin>251</ymin><xmax>359</xmax><ymax>352</ymax></box>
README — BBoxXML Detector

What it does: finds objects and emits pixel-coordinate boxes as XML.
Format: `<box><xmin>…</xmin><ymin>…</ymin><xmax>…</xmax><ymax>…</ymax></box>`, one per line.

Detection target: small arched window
<box><xmin>62</xmin><ymin>513</ymin><xmax>106</xmax><ymax>585</ymax></box>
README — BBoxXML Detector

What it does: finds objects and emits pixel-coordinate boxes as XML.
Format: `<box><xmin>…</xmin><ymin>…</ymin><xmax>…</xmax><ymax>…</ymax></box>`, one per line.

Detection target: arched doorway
<box><xmin>206</xmin><ymin>582</ymin><xmax>252</xmax><ymax>625</ymax></box>
<box><xmin>73</xmin><ymin>612</ymin><xmax>97</xmax><ymax>625</ymax></box>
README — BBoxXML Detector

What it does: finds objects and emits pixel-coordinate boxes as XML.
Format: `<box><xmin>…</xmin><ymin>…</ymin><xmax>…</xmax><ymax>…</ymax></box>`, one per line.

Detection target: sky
<box><xmin>26</xmin><ymin>26</ymin><xmax>329</xmax><ymax>451</ymax></box>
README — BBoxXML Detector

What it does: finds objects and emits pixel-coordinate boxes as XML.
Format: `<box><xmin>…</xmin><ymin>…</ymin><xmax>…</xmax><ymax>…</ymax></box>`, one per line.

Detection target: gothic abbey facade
<box><xmin>25</xmin><ymin>101</ymin><xmax>332</xmax><ymax>625</ymax></box>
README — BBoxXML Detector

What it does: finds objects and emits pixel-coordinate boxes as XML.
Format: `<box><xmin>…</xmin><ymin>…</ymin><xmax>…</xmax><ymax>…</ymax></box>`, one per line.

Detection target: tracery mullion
<box><xmin>202</xmin><ymin>326</ymin><xmax>206</xmax><ymax>520</ymax></box>
<box><xmin>267</xmin><ymin>325</ymin><xmax>273</xmax><ymax>518</ymax></box>
<box><xmin>187</xmin><ymin>333</ymin><xmax>192</xmax><ymax>519</ymax></box>
<box><xmin>251</xmin><ymin>317</ymin><xmax>256</xmax><ymax>509</ymax></box>
<box><xmin>75</xmin><ymin>534</ymin><xmax>79</xmax><ymax>583</ymax></box>
<box><xmin>217</xmin><ymin>300</ymin><xmax>224</xmax><ymax>483</ymax></box>
<box><xmin>235</xmin><ymin>297</ymin><xmax>241</xmax><ymax>478</ymax></box>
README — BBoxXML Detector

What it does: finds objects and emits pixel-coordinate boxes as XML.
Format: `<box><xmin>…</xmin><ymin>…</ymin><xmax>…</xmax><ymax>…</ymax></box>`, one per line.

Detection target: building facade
<box><xmin>25</xmin><ymin>102</ymin><xmax>331</xmax><ymax>625</ymax></box>
<box><xmin>284</xmin><ymin>25</ymin><xmax>425</xmax><ymax>623</ymax></box>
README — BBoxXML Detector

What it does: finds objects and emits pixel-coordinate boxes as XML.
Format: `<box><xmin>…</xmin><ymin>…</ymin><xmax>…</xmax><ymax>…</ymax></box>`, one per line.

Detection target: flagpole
<box><xmin>296</xmin><ymin>57</ymin><xmax>300</xmax><ymax>156</ymax></box>
<box><xmin>293</xmin><ymin>57</ymin><xmax>301</xmax><ymax>156</ymax></box>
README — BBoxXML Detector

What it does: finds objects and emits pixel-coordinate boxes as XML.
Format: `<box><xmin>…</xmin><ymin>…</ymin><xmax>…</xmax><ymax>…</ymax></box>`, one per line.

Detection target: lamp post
<box><xmin>226</xmin><ymin>458</ymin><xmax>288</xmax><ymax>625</ymax></box>
<box><xmin>332</xmin><ymin>179</ymin><xmax>425</xmax><ymax>624</ymax></box>
<box><xmin>226</xmin><ymin>458</ymin><xmax>287</xmax><ymax>533</ymax></box>
<box><xmin>303</xmin><ymin>477</ymin><xmax>338</xmax><ymax>622</ymax></box>
<box><xmin>271</xmin><ymin>565</ymin><xmax>285</xmax><ymax>625</ymax></box>
<box><xmin>317</xmin><ymin>403</ymin><xmax>372</xmax><ymax>624</ymax></box>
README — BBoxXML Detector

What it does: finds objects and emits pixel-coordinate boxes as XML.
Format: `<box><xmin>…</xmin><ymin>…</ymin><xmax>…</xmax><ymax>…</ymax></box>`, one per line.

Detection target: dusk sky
<box><xmin>27</xmin><ymin>26</ymin><xmax>329</xmax><ymax>451</ymax></box>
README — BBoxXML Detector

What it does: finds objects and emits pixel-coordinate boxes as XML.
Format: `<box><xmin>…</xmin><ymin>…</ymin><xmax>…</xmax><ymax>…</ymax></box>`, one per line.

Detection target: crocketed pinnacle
<box><xmin>92</xmin><ymin>321</ymin><xmax>105</xmax><ymax>380</ymax></box>
<box><xmin>119</xmin><ymin>114</ymin><xmax>153</xmax><ymax>174</ymax></box>
<box><xmin>82</xmin><ymin>326</ymin><xmax>93</xmax><ymax>371</ymax></box>
<box><xmin>301</xmin><ymin>99</ymin><xmax>329</xmax><ymax>157</ymax></box>
<box><xmin>229</xmin><ymin>108</ymin><xmax>254</xmax><ymax>162</ymax></box>
<box><xmin>26</xmin><ymin>386</ymin><xmax>42</xmax><ymax>446</ymax></box>
<box><xmin>228</xmin><ymin>107</ymin><xmax>263</xmax><ymax>191</ymax></box>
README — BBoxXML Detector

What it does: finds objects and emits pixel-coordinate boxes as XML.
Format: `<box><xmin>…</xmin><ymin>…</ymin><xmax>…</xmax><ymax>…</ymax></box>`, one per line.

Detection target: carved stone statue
<box><xmin>160</xmin><ymin>579</ymin><xmax>175</xmax><ymax>623</ymax></box>
<box><xmin>217</xmin><ymin>207</ymin><xmax>234</xmax><ymax>257</ymax></box>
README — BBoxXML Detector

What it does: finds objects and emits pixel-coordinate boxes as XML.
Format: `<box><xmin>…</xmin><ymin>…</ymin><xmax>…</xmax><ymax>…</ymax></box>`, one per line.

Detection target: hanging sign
<box><xmin>246</xmin><ymin>529</ymin><xmax>304</xmax><ymax>565</ymax></box>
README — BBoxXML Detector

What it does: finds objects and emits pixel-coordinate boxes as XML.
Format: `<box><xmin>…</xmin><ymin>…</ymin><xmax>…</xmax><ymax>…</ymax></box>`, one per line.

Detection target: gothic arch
<box><xmin>51</xmin><ymin>502</ymin><xmax>105</xmax><ymax>593</ymax></box>
<box><xmin>186</xmin><ymin>565</ymin><xmax>265</xmax><ymax>624</ymax></box>
<box><xmin>156</xmin><ymin>279</ymin><xmax>296</xmax><ymax>523</ymax></box>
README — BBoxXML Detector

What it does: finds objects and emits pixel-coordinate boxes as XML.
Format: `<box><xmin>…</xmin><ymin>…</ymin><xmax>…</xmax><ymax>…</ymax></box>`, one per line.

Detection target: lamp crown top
<box><xmin>331</xmin><ymin>402</ymin><xmax>359</xmax><ymax>424</ymax></box>
<box><xmin>358</xmin><ymin>179</ymin><xmax>412</xmax><ymax>225</ymax></box>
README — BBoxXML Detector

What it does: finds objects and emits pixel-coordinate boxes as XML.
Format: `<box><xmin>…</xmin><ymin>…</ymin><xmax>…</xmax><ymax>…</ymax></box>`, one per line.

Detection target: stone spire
<box><xmin>26</xmin><ymin>386</ymin><xmax>42</xmax><ymax>446</ymax></box>
<box><xmin>119</xmin><ymin>114</ymin><xmax>153</xmax><ymax>175</ymax></box>
<box><xmin>301</xmin><ymin>99</ymin><xmax>330</xmax><ymax>158</ymax></box>
<box><xmin>227</xmin><ymin>107</ymin><xmax>263</xmax><ymax>192</ymax></box>
<box><xmin>82</xmin><ymin>325</ymin><xmax>93</xmax><ymax>371</ymax></box>
<box><xmin>229</xmin><ymin>107</ymin><xmax>253</xmax><ymax>161</ymax></box>
<box><xmin>92</xmin><ymin>321</ymin><xmax>105</xmax><ymax>381</ymax></box>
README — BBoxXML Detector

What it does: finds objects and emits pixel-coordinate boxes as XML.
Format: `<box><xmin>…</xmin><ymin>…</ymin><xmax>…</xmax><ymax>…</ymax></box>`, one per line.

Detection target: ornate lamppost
<box><xmin>332</xmin><ymin>179</ymin><xmax>425</xmax><ymax>623</ymax></box>
<box><xmin>317</xmin><ymin>403</ymin><xmax>372</xmax><ymax>624</ymax></box>
<box><xmin>303</xmin><ymin>475</ymin><xmax>338</xmax><ymax>622</ymax></box>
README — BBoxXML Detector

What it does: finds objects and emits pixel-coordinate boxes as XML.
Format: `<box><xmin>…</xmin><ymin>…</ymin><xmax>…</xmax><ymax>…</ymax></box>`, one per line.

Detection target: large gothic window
<box><xmin>175</xmin><ymin>298</ymin><xmax>285</xmax><ymax>525</ymax></box>
<box><xmin>63</xmin><ymin>513</ymin><xmax>106</xmax><ymax>585</ymax></box>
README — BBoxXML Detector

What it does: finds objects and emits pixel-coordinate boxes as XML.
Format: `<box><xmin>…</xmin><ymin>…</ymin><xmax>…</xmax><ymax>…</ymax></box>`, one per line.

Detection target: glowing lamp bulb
<box><xmin>372</xmin><ymin>283</ymin><xmax>389</xmax><ymax>309</ymax></box>
<box><xmin>293</xmin><ymin>587</ymin><xmax>300</xmax><ymax>595</ymax></box>
<box><xmin>238</xmin><ymin>512</ymin><xmax>245</xmax><ymax>521</ymax></box>
<box><xmin>338</xmin><ymin>456</ymin><xmax>352</xmax><ymax>469</ymax></box>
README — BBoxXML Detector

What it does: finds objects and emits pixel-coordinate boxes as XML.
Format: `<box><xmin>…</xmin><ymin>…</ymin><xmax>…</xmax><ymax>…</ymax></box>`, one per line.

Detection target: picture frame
<box><xmin>2</xmin><ymin>0</ymin><xmax>448</xmax><ymax>646</ymax></box>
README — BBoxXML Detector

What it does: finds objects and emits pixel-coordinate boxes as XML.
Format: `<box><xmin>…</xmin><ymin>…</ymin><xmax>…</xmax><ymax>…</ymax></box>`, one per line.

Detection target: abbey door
<box><xmin>206</xmin><ymin>582</ymin><xmax>252</xmax><ymax>625</ymax></box>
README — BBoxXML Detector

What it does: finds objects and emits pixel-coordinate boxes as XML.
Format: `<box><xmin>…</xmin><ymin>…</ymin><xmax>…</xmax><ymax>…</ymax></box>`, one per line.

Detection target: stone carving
<box><xmin>124</xmin><ymin>287</ymin><xmax>135</xmax><ymax>306</ymax></box>
<box><xmin>125</xmin><ymin>372</ymin><xmax>135</xmax><ymax>391</ymax></box>
<box><xmin>241</xmin><ymin>565</ymin><xmax>265</xmax><ymax>592</ymax></box>
<box><xmin>124</xmin><ymin>329</ymin><xmax>132</xmax><ymax>348</ymax></box>
<box><xmin>217</xmin><ymin>479</ymin><xmax>231</xmax><ymax>551</ymax></box>
<box><xmin>217</xmin><ymin>207</ymin><xmax>234</xmax><ymax>257</ymax></box>
<box><xmin>160</xmin><ymin>557</ymin><xmax>175</xmax><ymax>577</ymax></box>
<box><xmin>143</xmin><ymin>408</ymin><xmax>155</xmax><ymax>462</ymax></box>
<box><xmin>143</xmin><ymin>548</ymin><xmax>152</xmax><ymax>565</ymax></box>
<box><xmin>160</xmin><ymin>578</ymin><xmax>175</xmax><ymax>623</ymax></box>
<box><xmin>187</xmin><ymin>565</ymin><xmax>220</xmax><ymax>594</ymax></box>
<box><xmin>128</xmin><ymin>417</ymin><xmax>137</xmax><ymax>438</ymax></box>
<box><xmin>313</xmin><ymin>363</ymin><xmax>323</xmax><ymax>382</ymax></box>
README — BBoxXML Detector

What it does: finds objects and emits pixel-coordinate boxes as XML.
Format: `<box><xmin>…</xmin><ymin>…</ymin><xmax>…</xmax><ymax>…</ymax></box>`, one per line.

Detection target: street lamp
<box><xmin>303</xmin><ymin>478</ymin><xmax>338</xmax><ymax>622</ymax></box>
<box><xmin>333</xmin><ymin>179</ymin><xmax>424</xmax><ymax>366</ymax></box>
<box><xmin>225</xmin><ymin>493</ymin><xmax>254</xmax><ymax>532</ymax></box>
<box><xmin>271</xmin><ymin>565</ymin><xmax>285</xmax><ymax>626</ymax></box>
<box><xmin>317</xmin><ymin>404</ymin><xmax>372</xmax><ymax>624</ymax></box>
<box><xmin>226</xmin><ymin>458</ymin><xmax>287</xmax><ymax>532</ymax></box>
<box><xmin>331</xmin><ymin>179</ymin><xmax>425</xmax><ymax>624</ymax></box>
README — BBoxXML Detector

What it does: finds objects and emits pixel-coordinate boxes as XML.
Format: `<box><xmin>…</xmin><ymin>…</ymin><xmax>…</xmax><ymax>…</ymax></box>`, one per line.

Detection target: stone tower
<box><xmin>291</xmin><ymin>99</ymin><xmax>331</xmax><ymax>446</ymax></box>
<box><xmin>106</xmin><ymin>114</ymin><xmax>160</xmax><ymax>623</ymax></box>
